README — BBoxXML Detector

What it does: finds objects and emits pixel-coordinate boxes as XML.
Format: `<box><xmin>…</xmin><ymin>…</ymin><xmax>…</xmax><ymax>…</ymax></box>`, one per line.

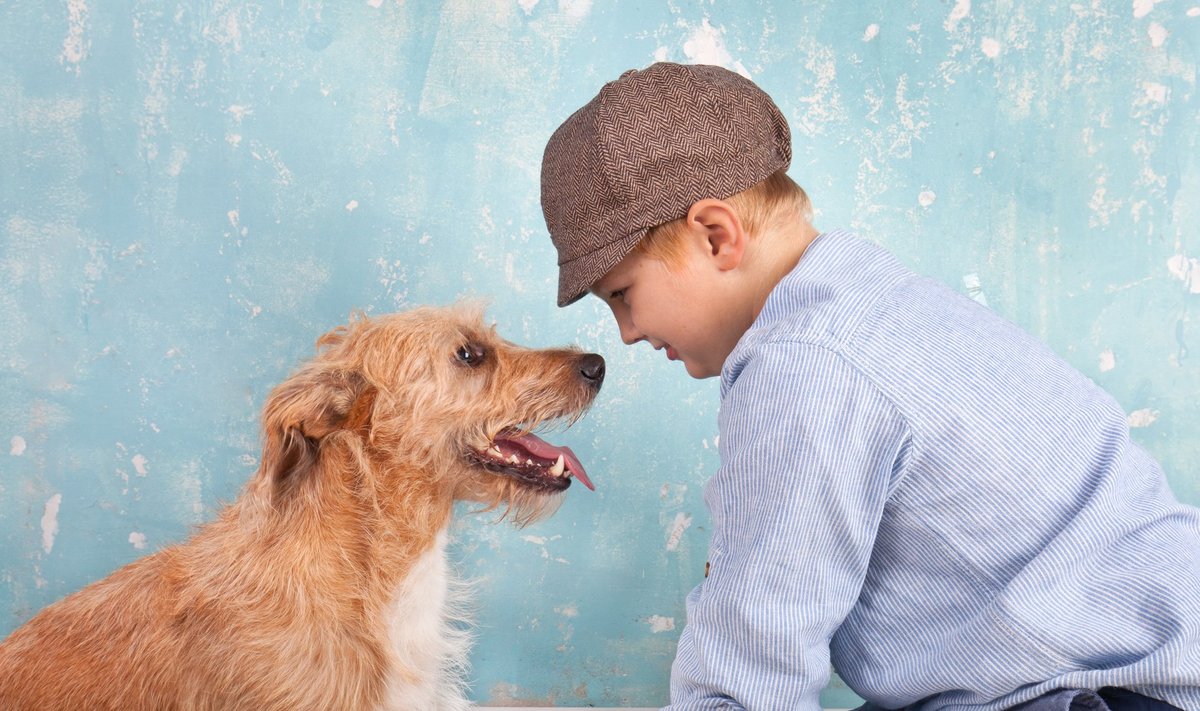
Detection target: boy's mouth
<box><xmin>666</xmin><ymin>345</ymin><xmax>679</xmax><ymax>361</ymax></box>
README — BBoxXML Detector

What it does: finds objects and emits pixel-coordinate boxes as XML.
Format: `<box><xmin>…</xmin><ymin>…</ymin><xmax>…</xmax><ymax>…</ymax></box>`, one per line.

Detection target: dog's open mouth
<box><xmin>469</xmin><ymin>431</ymin><xmax>595</xmax><ymax>492</ymax></box>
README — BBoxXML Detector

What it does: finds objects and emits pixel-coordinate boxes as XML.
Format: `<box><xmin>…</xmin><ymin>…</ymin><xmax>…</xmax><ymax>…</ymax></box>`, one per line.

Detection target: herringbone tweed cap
<box><xmin>542</xmin><ymin>62</ymin><xmax>791</xmax><ymax>306</ymax></box>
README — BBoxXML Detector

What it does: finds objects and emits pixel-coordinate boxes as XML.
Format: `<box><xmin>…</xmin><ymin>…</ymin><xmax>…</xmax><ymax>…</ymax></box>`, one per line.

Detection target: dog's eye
<box><xmin>455</xmin><ymin>343</ymin><xmax>486</xmax><ymax>367</ymax></box>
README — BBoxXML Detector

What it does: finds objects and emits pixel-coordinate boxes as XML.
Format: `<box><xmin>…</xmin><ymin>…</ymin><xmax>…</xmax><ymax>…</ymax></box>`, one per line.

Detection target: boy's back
<box><xmin>677</xmin><ymin>227</ymin><xmax>1200</xmax><ymax>709</ymax></box>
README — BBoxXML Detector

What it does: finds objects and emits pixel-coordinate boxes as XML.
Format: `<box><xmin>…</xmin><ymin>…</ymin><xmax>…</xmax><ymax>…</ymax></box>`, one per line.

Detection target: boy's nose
<box><xmin>617</xmin><ymin>320</ymin><xmax>644</xmax><ymax>346</ymax></box>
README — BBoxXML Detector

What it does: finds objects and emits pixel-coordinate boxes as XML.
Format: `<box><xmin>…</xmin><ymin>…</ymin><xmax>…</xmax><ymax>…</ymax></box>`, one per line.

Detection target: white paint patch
<box><xmin>345</xmin><ymin>199</ymin><xmax>359</xmax><ymax>212</ymax></box>
<box><xmin>918</xmin><ymin>190</ymin><xmax>937</xmax><ymax>207</ymax></box>
<box><xmin>863</xmin><ymin>24</ymin><xmax>880</xmax><ymax>42</ymax></box>
<box><xmin>61</xmin><ymin>0</ymin><xmax>89</xmax><ymax>74</ymax></box>
<box><xmin>962</xmin><ymin>273</ymin><xmax>989</xmax><ymax>306</ymax></box>
<box><xmin>368</xmin><ymin>0</ymin><xmax>384</xmax><ymax>7</ymax></box>
<box><xmin>794</xmin><ymin>43</ymin><xmax>844</xmax><ymax>136</ymax></box>
<box><xmin>517</xmin><ymin>0</ymin><xmax>538</xmax><ymax>13</ymax></box>
<box><xmin>683</xmin><ymin>19</ymin><xmax>749</xmax><ymax>78</ymax></box>
<box><xmin>1167</xmin><ymin>255</ymin><xmax>1200</xmax><ymax>293</ymax></box>
<box><xmin>945</xmin><ymin>0</ymin><xmax>971</xmax><ymax>31</ymax></box>
<box><xmin>653</xmin><ymin>46</ymin><xmax>670</xmax><ymax>62</ymax></box>
<box><xmin>665</xmin><ymin>512</ymin><xmax>692</xmax><ymax>552</ymax></box>
<box><xmin>1088</xmin><ymin>174</ymin><xmax>1121</xmax><ymax>228</ymax></box>
<box><xmin>1189</xmin><ymin>7</ymin><xmax>1200</xmax><ymax>17</ymax></box>
<box><xmin>1133</xmin><ymin>0</ymin><xmax>1164</xmax><ymax>18</ymax></box>
<box><xmin>41</xmin><ymin>494</ymin><xmax>63</xmax><ymax>554</ymax></box>
<box><xmin>554</xmin><ymin>603</ymin><xmax>578</xmax><ymax>618</ymax></box>
<box><xmin>659</xmin><ymin>483</ymin><xmax>687</xmax><ymax>507</ymax></box>
<box><xmin>129</xmin><ymin>532</ymin><xmax>148</xmax><ymax>550</ymax></box>
<box><xmin>132</xmin><ymin>454</ymin><xmax>149</xmax><ymax>476</ymax></box>
<box><xmin>178</xmin><ymin>462</ymin><xmax>204</xmax><ymax>520</ymax></box>
<box><xmin>981</xmin><ymin>37</ymin><xmax>1001</xmax><ymax>58</ymax></box>
<box><xmin>166</xmin><ymin>146</ymin><xmax>188</xmax><ymax>177</ymax></box>
<box><xmin>1127</xmin><ymin>408</ymin><xmax>1159</xmax><ymax>428</ymax></box>
<box><xmin>559</xmin><ymin>0</ymin><xmax>591</xmax><ymax>19</ymax></box>
<box><xmin>1148</xmin><ymin>22</ymin><xmax>1169</xmax><ymax>47</ymax></box>
<box><xmin>226</xmin><ymin>104</ymin><xmax>252</xmax><ymax>122</ymax></box>
<box><xmin>203</xmin><ymin>8</ymin><xmax>244</xmax><ymax>51</ymax></box>
<box><xmin>647</xmin><ymin>615</ymin><xmax>676</xmax><ymax>633</ymax></box>
<box><xmin>1099</xmin><ymin>349</ymin><xmax>1116</xmax><ymax>372</ymax></box>
<box><xmin>10</xmin><ymin>436</ymin><xmax>26</xmax><ymax>456</ymax></box>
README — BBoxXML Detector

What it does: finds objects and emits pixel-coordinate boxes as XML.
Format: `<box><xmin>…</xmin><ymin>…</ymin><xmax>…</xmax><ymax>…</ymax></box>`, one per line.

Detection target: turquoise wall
<box><xmin>2</xmin><ymin>1</ymin><xmax>1198</xmax><ymax>707</ymax></box>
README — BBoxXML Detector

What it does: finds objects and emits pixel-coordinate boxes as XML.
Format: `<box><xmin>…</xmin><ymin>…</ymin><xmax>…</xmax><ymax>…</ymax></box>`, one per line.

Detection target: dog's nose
<box><xmin>578</xmin><ymin>353</ymin><xmax>605</xmax><ymax>387</ymax></box>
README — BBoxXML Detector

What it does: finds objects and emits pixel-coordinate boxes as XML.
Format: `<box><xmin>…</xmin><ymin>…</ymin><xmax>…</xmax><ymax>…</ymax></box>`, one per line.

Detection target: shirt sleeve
<box><xmin>666</xmin><ymin>341</ymin><xmax>910</xmax><ymax>711</ymax></box>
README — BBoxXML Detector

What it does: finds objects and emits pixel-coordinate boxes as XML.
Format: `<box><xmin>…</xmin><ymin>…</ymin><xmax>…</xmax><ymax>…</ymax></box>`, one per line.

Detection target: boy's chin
<box><xmin>682</xmin><ymin>359</ymin><xmax>719</xmax><ymax>379</ymax></box>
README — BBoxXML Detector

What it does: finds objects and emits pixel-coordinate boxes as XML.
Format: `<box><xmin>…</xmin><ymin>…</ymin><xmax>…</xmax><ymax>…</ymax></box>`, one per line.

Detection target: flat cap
<box><xmin>541</xmin><ymin>62</ymin><xmax>791</xmax><ymax>306</ymax></box>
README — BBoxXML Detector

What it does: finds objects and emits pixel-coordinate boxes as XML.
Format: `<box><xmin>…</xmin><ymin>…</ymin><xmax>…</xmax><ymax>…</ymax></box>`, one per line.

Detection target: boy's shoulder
<box><xmin>744</xmin><ymin>228</ymin><xmax>918</xmax><ymax>348</ymax></box>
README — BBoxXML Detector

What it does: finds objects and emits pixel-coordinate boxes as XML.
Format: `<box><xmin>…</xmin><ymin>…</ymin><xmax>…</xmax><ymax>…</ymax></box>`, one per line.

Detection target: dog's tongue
<box><xmin>508</xmin><ymin>433</ymin><xmax>594</xmax><ymax>491</ymax></box>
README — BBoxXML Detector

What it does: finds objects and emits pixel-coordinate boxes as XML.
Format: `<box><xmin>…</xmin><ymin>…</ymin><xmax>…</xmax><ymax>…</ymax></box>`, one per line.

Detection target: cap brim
<box><xmin>556</xmin><ymin>227</ymin><xmax>648</xmax><ymax>307</ymax></box>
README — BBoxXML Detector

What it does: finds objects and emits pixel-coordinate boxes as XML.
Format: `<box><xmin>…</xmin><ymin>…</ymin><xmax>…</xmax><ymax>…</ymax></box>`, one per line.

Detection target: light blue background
<box><xmin>2</xmin><ymin>1</ymin><xmax>1198</xmax><ymax>707</ymax></box>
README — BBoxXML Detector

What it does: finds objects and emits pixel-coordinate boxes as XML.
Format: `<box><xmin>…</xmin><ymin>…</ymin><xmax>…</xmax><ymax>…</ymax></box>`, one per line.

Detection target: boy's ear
<box><xmin>686</xmin><ymin>199</ymin><xmax>747</xmax><ymax>271</ymax></box>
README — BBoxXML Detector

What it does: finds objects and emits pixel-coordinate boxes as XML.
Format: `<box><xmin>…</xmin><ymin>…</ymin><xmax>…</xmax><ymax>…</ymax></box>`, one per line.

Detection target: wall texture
<box><xmin>1</xmin><ymin>1</ymin><xmax>1197</xmax><ymax>707</ymax></box>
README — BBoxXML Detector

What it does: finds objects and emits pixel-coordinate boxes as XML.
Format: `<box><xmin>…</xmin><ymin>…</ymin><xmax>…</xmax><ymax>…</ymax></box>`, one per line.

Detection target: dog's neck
<box><xmin>236</xmin><ymin>432</ymin><xmax>458</xmax><ymax>614</ymax></box>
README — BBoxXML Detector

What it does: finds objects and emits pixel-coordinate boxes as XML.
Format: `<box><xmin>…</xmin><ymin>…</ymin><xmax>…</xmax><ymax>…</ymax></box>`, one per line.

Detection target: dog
<box><xmin>0</xmin><ymin>303</ymin><xmax>604</xmax><ymax>710</ymax></box>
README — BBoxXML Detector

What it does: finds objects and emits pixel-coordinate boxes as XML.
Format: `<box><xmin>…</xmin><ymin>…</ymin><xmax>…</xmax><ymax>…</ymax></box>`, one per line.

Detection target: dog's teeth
<box><xmin>487</xmin><ymin>446</ymin><xmax>502</xmax><ymax>457</ymax></box>
<box><xmin>525</xmin><ymin>458</ymin><xmax>533</xmax><ymax>466</ymax></box>
<box><xmin>508</xmin><ymin>454</ymin><xmax>521</xmax><ymax>464</ymax></box>
<box><xmin>549</xmin><ymin>454</ymin><xmax>565</xmax><ymax>477</ymax></box>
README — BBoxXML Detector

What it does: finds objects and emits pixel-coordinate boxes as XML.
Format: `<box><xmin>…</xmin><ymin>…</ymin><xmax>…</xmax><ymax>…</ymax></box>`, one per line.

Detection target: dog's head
<box><xmin>253</xmin><ymin>303</ymin><xmax>603</xmax><ymax>524</ymax></box>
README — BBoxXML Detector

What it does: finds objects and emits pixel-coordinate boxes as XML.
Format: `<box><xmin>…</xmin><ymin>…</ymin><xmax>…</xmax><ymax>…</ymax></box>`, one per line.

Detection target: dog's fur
<box><xmin>0</xmin><ymin>304</ymin><xmax>603</xmax><ymax>710</ymax></box>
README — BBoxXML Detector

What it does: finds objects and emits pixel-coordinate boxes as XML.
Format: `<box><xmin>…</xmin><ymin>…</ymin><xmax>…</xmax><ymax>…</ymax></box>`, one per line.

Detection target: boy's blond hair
<box><xmin>634</xmin><ymin>170</ymin><xmax>812</xmax><ymax>267</ymax></box>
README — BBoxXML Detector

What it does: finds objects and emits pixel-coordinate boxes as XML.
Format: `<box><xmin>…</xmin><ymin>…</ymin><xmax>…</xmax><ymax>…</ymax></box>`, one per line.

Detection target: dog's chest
<box><xmin>378</xmin><ymin>531</ymin><xmax>470</xmax><ymax>711</ymax></box>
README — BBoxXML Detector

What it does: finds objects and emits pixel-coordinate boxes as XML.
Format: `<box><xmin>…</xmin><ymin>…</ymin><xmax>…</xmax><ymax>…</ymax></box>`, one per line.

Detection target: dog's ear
<box><xmin>257</xmin><ymin>361</ymin><xmax>371</xmax><ymax>500</ymax></box>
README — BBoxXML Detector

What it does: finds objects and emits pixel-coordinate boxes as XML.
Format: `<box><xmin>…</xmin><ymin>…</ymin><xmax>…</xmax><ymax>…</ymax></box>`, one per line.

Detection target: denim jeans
<box><xmin>1013</xmin><ymin>688</ymin><xmax>1183</xmax><ymax>711</ymax></box>
<box><xmin>855</xmin><ymin>687</ymin><xmax>1183</xmax><ymax>711</ymax></box>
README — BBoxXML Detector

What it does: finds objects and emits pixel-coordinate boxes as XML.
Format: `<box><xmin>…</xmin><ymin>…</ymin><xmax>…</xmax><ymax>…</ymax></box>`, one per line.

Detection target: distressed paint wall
<box><xmin>1</xmin><ymin>1</ymin><xmax>1198</xmax><ymax>707</ymax></box>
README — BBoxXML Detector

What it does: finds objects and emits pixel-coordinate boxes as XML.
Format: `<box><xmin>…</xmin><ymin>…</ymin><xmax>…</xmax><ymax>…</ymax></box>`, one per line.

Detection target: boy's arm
<box><xmin>666</xmin><ymin>342</ymin><xmax>909</xmax><ymax>710</ymax></box>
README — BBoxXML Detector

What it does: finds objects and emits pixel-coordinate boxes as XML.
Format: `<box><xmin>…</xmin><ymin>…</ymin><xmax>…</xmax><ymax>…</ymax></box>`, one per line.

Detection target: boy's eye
<box><xmin>609</xmin><ymin>289</ymin><xmax>626</xmax><ymax>301</ymax></box>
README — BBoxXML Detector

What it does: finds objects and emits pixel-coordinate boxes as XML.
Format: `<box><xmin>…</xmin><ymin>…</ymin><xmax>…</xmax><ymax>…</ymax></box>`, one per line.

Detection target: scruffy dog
<box><xmin>0</xmin><ymin>304</ymin><xmax>604</xmax><ymax>711</ymax></box>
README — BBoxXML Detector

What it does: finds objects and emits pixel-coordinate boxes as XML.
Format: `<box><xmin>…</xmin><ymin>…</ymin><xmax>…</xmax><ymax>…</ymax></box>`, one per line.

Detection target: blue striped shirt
<box><xmin>667</xmin><ymin>229</ymin><xmax>1200</xmax><ymax>710</ymax></box>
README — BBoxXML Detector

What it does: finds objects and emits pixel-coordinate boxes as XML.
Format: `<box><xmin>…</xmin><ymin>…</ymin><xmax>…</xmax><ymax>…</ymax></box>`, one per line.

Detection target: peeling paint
<box><xmin>1128</xmin><ymin>409</ymin><xmax>1159</xmax><ymax>428</ymax></box>
<box><xmin>129</xmin><ymin>532</ymin><xmax>148</xmax><ymax>550</ymax></box>
<box><xmin>1133</xmin><ymin>0</ymin><xmax>1166</xmax><ymax>19</ymax></box>
<box><xmin>945</xmin><ymin>0</ymin><xmax>971</xmax><ymax>32</ymax></box>
<box><xmin>41</xmin><ymin>495</ymin><xmax>62</xmax><ymax>555</ymax></box>
<box><xmin>666</xmin><ymin>512</ymin><xmax>692</xmax><ymax>552</ymax></box>
<box><xmin>646</xmin><ymin>615</ymin><xmax>676</xmax><ymax>633</ymax></box>
<box><xmin>60</xmin><ymin>0</ymin><xmax>89</xmax><ymax>73</ymax></box>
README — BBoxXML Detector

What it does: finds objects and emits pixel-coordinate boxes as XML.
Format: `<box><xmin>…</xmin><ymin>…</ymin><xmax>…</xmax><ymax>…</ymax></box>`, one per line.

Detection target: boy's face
<box><xmin>590</xmin><ymin>243</ymin><xmax>743</xmax><ymax>380</ymax></box>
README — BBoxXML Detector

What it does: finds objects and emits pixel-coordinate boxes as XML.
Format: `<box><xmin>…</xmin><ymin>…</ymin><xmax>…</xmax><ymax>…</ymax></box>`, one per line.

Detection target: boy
<box><xmin>539</xmin><ymin>62</ymin><xmax>1200</xmax><ymax>711</ymax></box>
